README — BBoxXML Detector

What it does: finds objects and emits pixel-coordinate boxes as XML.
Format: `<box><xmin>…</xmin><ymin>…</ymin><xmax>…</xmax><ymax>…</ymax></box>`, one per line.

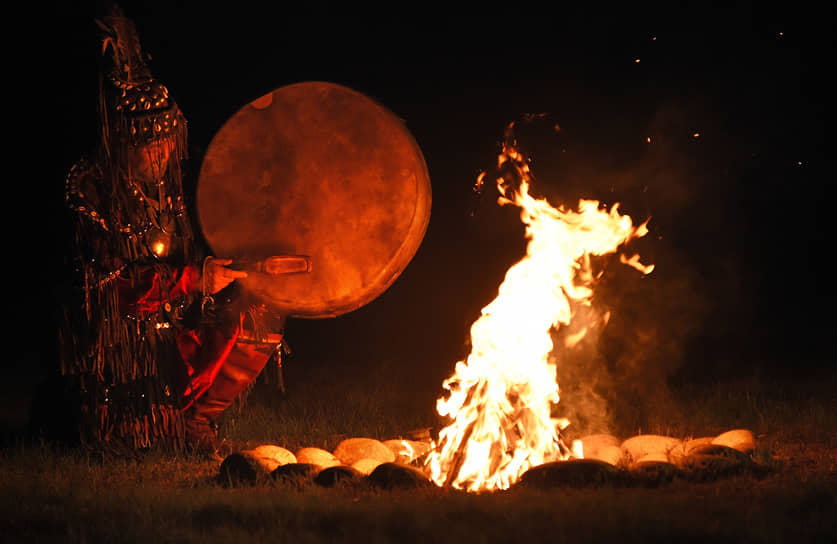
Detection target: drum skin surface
<box><xmin>197</xmin><ymin>82</ymin><xmax>431</xmax><ymax>318</ymax></box>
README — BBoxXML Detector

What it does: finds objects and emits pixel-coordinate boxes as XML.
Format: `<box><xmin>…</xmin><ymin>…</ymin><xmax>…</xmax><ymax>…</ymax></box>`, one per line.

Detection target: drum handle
<box><xmin>243</xmin><ymin>255</ymin><xmax>312</xmax><ymax>275</ymax></box>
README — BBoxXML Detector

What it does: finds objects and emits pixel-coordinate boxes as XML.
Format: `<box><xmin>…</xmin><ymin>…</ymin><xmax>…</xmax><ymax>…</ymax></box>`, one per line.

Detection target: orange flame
<box><xmin>425</xmin><ymin>130</ymin><xmax>653</xmax><ymax>491</ymax></box>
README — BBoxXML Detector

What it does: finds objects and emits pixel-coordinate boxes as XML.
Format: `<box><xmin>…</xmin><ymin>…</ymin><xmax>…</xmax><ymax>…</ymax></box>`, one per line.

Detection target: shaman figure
<box><xmin>58</xmin><ymin>6</ymin><xmax>282</xmax><ymax>455</ymax></box>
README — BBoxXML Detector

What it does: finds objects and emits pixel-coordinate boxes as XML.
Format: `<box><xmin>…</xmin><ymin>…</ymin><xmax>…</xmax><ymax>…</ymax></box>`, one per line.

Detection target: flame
<box><xmin>400</xmin><ymin>440</ymin><xmax>415</xmax><ymax>461</ymax></box>
<box><xmin>425</xmin><ymin>129</ymin><xmax>653</xmax><ymax>492</ymax></box>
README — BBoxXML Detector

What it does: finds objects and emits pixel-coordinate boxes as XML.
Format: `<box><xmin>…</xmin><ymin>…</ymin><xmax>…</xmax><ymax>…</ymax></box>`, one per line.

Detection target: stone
<box><xmin>587</xmin><ymin>445</ymin><xmax>624</xmax><ymax>466</ymax></box>
<box><xmin>295</xmin><ymin>447</ymin><xmax>341</xmax><ymax>469</ymax></box>
<box><xmin>382</xmin><ymin>439</ymin><xmax>433</xmax><ymax>464</ymax></box>
<box><xmin>629</xmin><ymin>454</ymin><xmax>682</xmax><ymax>485</ymax></box>
<box><xmin>351</xmin><ymin>458</ymin><xmax>384</xmax><ymax>475</ymax></box>
<box><xmin>518</xmin><ymin>459</ymin><xmax>627</xmax><ymax>489</ymax></box>
<box><xmin>712</xmin><ymin>429</ymin><xmax>755</xmax><ymax>454</ymax></box>
<box><xmin>668</xmin><ymin>437</ymin><xmax>715</xmax><ymax>464</ymax></box>
<box><xmin>579</xmin><ymin>434</ymin><xmax>620</xmax><ymax>456</ymax></box>
<box><xmin>217</xmin><ymin>445</ymin><xmax>296</xmax><ymax>485</ymax></box>
<box><xmin>314</xmin><ymin>465</ymin><xmax>365</xmax><ymax>487</ymax></box>
<box><xmin>677</xmin><ymin>443</ymin><xmax>754</xmax><ymax>480</ymax></box>
<box><xmin>685</xmin><ymin>436</ymin><xmax>716</xmax><ymax>453</ymax></box>
<box><xmin>633</xmin><ymin>452</ymin><xmax>670</xmax><ymax>466</ymax></box>
<box><xmin>218</xmin><ymin>452</ymin><xmax>271</xmax><ymax>485</ymax></box>
<box><xmin>271</xmin><ymin>463</ymin><xmax>321</xmax><ymax>483</ymax></box>
<box><xmin>333</xmin><ymin>438</ymin><xmax>396</xmax><ymax>466</ymax></box>
<box><xmin>578</xmin><ymin>434</ymin><xmax>623</xmax><ymax>465</ymax></box>
<box><xmin>367</xmin><ymin>462</ymin><xmax>433</xmax><ymax>489</ymax></box>
<box><xmin>621</xmin><ymin>434</ymin><xmax>682</xmax><ymax>463</ymax></box>
<box><xmin>246</xmin><ymin>445</ymin><xmax>297</xmax><ymax>471</ymax></box>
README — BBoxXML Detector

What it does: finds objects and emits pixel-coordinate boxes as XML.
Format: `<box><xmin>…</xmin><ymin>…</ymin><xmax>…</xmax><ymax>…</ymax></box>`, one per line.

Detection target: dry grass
<box><xmin>2</xmin><ymin>360</ymin><xmax>835</xmax><ymax>543</ymax></box>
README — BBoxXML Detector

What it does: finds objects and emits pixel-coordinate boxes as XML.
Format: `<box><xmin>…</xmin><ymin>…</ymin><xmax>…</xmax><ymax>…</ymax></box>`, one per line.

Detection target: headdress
<box><xmin>80</xmin><ymin>4</ymin><xmax>194</xmax><ymax>264</ymax></box>
<box><xmin>95</xmin><ymin>5</ymin><xmax>187</xmax><ymax>160</ymax></box>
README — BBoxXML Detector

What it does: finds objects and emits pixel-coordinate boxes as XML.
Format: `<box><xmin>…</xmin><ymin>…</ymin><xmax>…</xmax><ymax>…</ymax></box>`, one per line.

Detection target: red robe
<box><xmin>114</xmin><ymin>263</ymin><xmax>261</xmax><ymax>410</ymax></box>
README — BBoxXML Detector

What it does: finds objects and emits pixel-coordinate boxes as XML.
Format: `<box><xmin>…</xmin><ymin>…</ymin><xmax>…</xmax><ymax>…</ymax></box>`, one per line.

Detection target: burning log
<box><xmin>442</xmin><ymin>418</ymin><xmax>478</xmax><ymax>489</ymax></box>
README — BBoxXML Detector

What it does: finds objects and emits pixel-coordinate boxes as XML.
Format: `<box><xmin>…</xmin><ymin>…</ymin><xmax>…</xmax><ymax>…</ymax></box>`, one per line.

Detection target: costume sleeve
<box><xmin>169</xmin><ymin>263</ymin><xmax>201</xmax><ymax>300</ymax></box>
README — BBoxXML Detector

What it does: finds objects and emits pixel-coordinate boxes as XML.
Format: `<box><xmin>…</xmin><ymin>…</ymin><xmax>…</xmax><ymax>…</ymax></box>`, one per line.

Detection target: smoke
<box><xmin>490</xmin><ymin>100</ymin><xmax>738</xmax><ymax>438</ymax></box>
<box><xmin>551</xmin><ymin>247</ymin><xmax>710</xmax><ymax>439</ymax></box>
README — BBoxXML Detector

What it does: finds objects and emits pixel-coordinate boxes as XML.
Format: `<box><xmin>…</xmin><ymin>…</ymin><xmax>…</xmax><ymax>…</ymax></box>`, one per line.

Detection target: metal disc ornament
<box><xmin>197</xmin><ymin>81</ymin><xmax>431</xmax><ymax>318</ymax></box>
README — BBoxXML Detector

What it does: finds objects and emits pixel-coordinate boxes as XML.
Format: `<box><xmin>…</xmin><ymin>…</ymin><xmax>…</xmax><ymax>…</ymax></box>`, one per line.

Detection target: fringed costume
<box><xmin>59</xmin><ymin>7</ymin><xmax>281</xmax><ymax>453</ymax></box>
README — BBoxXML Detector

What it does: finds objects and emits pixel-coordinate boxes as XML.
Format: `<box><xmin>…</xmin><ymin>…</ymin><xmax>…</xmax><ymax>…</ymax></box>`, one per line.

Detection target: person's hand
<box><xmin>202</xmin><ymin>258</ymin><xmax>247</xmax><ymax>295</ymax></box>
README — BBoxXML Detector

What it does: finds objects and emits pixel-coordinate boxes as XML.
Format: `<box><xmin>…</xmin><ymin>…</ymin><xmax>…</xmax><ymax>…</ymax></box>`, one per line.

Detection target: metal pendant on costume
<box><xmin>144</xmin><ymin>210</ymin><xmax>178</xmax><ymax>259</ymax></box>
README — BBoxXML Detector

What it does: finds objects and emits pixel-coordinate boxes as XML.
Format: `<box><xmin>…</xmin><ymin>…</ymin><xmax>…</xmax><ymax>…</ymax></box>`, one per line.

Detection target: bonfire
<box><xmin>216</xmin><ymin>126</ymin><xmax>761</xmax><ymax>491</ymax></box>
<box><xmin>425</xmin><ymin>124</ymin><xmax>653</xmax><ymax>491</ymax></box>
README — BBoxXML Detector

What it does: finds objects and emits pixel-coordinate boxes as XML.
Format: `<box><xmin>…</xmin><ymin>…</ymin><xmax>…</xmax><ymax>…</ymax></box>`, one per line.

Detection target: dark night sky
<box><xmin>7</xmin><ymin>2</ymin><xmax>834</xmax><ymax>427</ymax></box>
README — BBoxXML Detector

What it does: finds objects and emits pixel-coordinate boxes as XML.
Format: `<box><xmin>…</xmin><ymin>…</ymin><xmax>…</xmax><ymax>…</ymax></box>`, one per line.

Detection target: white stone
<box><xmin>579</xmin><ymin>434</ymin><xmax>621</xmax><ymax>459</ymax></box>
<box><xmin>244</xmin><ymin>445</ymin><xmax>297</xmax><ymax>472</ymax></box>
<box><xmin>333</xmin><ymin>437</ymin><xmax>396</xmax><ymax>466</ymax></box>
<box><xmin>295</xmin><ymin>447</ymin><xmax>341</xmax><ymax>469</ymax></box>
<box><xmin>351</xmin><ymin>458</ymin><xmax>384</xmax><ymax>475</ymax></box>
<box><xmin>621</xmin><ymin>434</ymin><xmax>682</xmax><ymax>463</ymax></box>
<box><xmin>712</xmin><ymin>429</ymin><xmax>755</xmax><ymax>454</ymax></box>
<box><xmin>586</xmin><ymin>445</ymin><xmax>624</xmax><ymax>466</ymax></box>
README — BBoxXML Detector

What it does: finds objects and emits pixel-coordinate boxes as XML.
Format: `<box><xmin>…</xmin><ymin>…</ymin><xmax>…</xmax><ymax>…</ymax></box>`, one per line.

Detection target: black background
<box><xmin>7</xmin><ymin>2</ymin><xmax>834</xmax><ymax>429</ymax></box>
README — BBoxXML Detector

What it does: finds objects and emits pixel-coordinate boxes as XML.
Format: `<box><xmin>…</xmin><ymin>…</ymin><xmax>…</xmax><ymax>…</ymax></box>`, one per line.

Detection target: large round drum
<box><xmin>197</xmin><ymin>82</ymin><xmax>431</xmax><ymax>318</ymax></box>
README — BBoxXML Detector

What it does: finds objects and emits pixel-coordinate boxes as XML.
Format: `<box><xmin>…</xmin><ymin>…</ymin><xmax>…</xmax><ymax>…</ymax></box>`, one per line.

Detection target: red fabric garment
<box><xmin>115</xmin><ymin>263</ymin><xmax>200</xmax><ymax>318</ymax></box>
<box><xmin>114</xmin><ymin>263</ymin><xmax>241</xmax><ymax>406</ymax></box>
<box><xmin>176</xmin><ymin>321</ymin><xmax>241</xmax><ymax>409</ymax></box>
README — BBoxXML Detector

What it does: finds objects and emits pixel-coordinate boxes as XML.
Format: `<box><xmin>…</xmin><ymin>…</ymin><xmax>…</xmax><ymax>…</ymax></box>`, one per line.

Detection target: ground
<box><xmin>2</xmin><ymin>360</ymin><xmax>834</xmax><ymax>543</ymax></box>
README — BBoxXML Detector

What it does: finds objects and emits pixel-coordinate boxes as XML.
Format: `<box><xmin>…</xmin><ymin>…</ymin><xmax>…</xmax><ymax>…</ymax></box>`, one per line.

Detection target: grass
<box><xmin>2</xmin><ymin>356</ymin><xmax>835</xmax><ymax>543</ymax></box>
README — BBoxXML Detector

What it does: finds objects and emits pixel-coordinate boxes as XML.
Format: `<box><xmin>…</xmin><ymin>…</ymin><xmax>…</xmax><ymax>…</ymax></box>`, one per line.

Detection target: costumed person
<box><xmin>58</xmin><ymin>6</ymin><xmax>285</xmax><ymax>455</ymax></box>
